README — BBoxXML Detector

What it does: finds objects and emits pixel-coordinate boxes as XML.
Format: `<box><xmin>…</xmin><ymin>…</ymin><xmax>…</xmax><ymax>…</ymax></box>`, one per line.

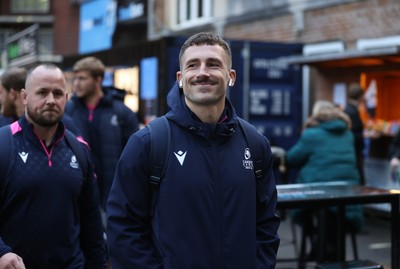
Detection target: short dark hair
<box><xmin>73</xmin><ymin>56</ymin><xmax>105</xmax><ymax>79</ymax></box>
<box><xmin>178</xmin><ymin>32</ymin><xmax>232</xmax><ymax>69</ymax></box>
<box><xmin>0</xmin><ymin>67</ymin><xmax>27</xmax><ymax>92</ymax></box>
<box><xmin>347</xmin><ymin>83</ymin><xmax>364</xmax><ymax>100</ymax></box>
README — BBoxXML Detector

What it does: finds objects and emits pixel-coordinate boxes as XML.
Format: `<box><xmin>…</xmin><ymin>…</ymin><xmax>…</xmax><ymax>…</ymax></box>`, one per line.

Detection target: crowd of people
<box><xmin>0</xmin><ymin>32</ymin><xmax>280</xmax><ymax>269</ymax></box>
<box><xmin>0</xmin><ymin>31</ymin><xmax>393</xmax><ymax>268</ymax></box>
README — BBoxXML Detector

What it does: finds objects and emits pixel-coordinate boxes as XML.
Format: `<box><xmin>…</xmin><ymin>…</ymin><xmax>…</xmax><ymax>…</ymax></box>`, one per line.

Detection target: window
<box><xmin>176</xmin><ymin>0</ymin><xmax>212</xmax><ymax>28</ymax></box>
<box><xmin>11</xmin><ymin>0</ymin><xmax>50</xmax><ymax>13</ymax></box>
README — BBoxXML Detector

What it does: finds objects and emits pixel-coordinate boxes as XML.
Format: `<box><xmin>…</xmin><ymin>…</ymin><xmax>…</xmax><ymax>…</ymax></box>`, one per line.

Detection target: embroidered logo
<box><xmin>242</xmin><ymin>148</ymin><xmax>253</xmax><ymax>170</ymax></box>
<box><xmin>18</xmin><ymin>152</ymin><xmax>28</xmax><ymax>163</ymax></box>
<box><xmin>110</xmin><ymin>115</ymin><xmax>119</xmax><ymax>126</ymax></box>
<box><xmin>70</xmin><ymin>155</ymin><xmax>79</xmax><ymax>169</ymax></box>
<box><xmin>174</xmin><ymin>150</ymin><xmax>187</xmax><ymax>166</ymax></box>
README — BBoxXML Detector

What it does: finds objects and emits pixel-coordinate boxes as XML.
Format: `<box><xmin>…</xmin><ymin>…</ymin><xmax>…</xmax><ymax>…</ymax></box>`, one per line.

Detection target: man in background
<box><xmin>0</xmin><ymin>68</ymin><xmax>26</xmax><ymax>127</ymax></box>
<box><xmin>65</xmin><ymin>56</ymin><xmax>139</xmax><ymax>211</ymax></box>
<box><xmin>344</xmin><ymin>83</ymin><xmax>366</xmax><ymax>185</ymax></box>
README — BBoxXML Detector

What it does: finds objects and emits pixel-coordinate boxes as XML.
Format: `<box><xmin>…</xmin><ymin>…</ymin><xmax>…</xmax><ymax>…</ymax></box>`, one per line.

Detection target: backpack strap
<box><xmin>147</xmin><ymin>116</ymin><xmax>171</xmax><ymax>216</ymax></box>
<box><xmin>64</xmin><ymin>130</ymin><xmax>89</xmax><ymax>180</ymax></box>
<box><xmin>0</xmin><ymin>125</ymin><xmax>13</xmax><ymax>182</ymax></box>
<box><xmin>0</xmin><ymin>126</ymin><xmax>89</xmax><ymax>182</ymax></box>
<box><xmin>237</xmin><ymin>118</ymin><xmax>268</xmax><ymax>202</ymax></box>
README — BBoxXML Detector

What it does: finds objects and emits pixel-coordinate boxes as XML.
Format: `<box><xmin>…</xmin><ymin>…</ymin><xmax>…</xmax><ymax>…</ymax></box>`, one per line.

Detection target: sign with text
<box><xmin>118</xmin><ymin>0</ymin><xmax>146</xmax><ymax>21</ymax></box>
<box><xmin>79</xmin><ymin>0</ymin><xmax>117</xmax><ymax>54</ymax></box>
<box><xmin>249</xmin><ymin>85</ymin><xmax>292</xmax><ymax>117</ymax></box>
<box><xmin>6</xmin><ymin>24</ymin><xmax>38</xmax><ymax>66</ymax></box>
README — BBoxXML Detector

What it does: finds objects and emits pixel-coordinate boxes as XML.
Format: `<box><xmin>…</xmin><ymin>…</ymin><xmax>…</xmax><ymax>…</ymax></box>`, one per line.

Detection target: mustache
<box><xmin>192</xmin><ymin>79</ymin><xmax>215</xmax><ymax>84</ymax></box>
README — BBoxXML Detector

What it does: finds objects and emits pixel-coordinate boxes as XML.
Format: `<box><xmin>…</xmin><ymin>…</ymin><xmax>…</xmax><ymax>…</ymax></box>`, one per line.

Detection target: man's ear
<box><xmin>176</xmin><ymin>72</ymin><xmax>183</xmax><ymax>88</ymax></box>
<box><xmin>228</xmin><ymin>70</ymin><xmax>236</xmax><ymax>87</ymax></box>
<box><xmin>21</xmin><ymin>89</ymin><xmax>27</xmax><ymax>105</ymax></box>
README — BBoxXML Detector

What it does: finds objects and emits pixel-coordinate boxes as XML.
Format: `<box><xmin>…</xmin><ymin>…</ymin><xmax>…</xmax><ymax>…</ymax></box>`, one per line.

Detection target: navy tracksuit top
<box><xmin>0</xmin><ymin>116</ymin><xmax>106</xmax><ymax>269</ymax></box>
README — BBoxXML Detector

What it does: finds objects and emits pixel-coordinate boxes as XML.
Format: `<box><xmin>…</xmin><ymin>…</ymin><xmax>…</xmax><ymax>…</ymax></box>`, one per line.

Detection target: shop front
<box><xmin>279</xmin><ymin>38</ymin><xmax>400</xmax><ymax>191</ymax></box>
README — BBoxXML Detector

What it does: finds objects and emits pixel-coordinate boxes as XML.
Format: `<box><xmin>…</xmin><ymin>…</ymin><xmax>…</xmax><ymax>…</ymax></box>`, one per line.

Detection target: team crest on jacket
<box><xmin>70</xmin><ymin>155</ymin><xmax>79</xmax><ymax>169</ymax></box>
<box><xmin>243</xmin><ymin>148</ymin><xmax>253</xmax><ymax>170</ymax></box>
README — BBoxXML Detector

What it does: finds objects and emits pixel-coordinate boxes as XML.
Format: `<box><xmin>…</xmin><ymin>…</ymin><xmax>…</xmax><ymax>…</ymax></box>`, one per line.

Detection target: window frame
<box><xmin>174</xmin><ymin>0</ymin><xmax>213</xmax><ymax>29</ymax></box>
<box><xmin>11</xmin><ymin>0</ymin><xmax>50</xmax><ymax>13</ymax></box>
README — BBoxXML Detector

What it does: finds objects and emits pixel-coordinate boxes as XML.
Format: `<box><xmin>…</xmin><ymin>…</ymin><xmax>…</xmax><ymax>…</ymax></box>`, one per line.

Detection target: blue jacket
<box><xmin>107</xmin><ymin>83</ymin><xmax>280</xmax><ymax>269</ymax></box>
<box><xmin>65</xmin><ymin>88</ymin><xmax>139</xmax><ymax>209</ymax></box>
<box><xmin>0</xmin><ymin>116</ymin><xmax>106</xmax><ymax>268</ymax></box>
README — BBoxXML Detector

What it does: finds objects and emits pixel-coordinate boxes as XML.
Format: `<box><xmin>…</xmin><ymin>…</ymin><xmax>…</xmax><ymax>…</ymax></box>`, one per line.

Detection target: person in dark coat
<box><xmin>344</xmin><ymin>83</ymin><xmax>366</xmax><ymax>185</ymax></box>
<box><xmin>65</xmin><ymin>57</ymin><xmax>139</xmax><ymax>211</ymax></box>
<box><xmin>285</xmin><ymin>100</ymin><xmax>364</xmax><ymax>261</ymax></box>
<box><xmin>107</xmin><ymin>32</ymin><xmax>280</xmax><ymax>269</ymax></box>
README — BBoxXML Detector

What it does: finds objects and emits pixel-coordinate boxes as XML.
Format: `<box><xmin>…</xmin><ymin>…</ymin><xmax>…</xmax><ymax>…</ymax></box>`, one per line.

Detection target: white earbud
<box><xmin>179</xmin><ymin>80</ymin><xmax>183</xmax><ymax>88</ymax></box>
<box><xmin>228</xmin><ymin>78</ymin><xmax>233</xmax><ymax>87</ymax></box>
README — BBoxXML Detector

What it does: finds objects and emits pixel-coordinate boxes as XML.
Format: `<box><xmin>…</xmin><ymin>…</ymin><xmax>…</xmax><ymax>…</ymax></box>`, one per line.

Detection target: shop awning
<box><xmin>278</xmin><ymin>46</ymin><xmax>400</xmax><ymax>68</ymax></box>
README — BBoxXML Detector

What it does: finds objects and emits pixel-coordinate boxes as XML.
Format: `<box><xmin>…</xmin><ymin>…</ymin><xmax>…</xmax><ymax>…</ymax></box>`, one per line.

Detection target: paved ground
<box><xmin>276</xmin><ymin>212</ymin><xmax>391</xmax><ymax>269</ymax></box>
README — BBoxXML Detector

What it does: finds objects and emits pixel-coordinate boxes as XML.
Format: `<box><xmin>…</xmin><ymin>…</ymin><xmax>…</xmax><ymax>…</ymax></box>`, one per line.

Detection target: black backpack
<box><xmin>147</xmin><ymin>116</ymin><xmax>267</xmax><ymax>216</ymax></box>
<box><xmin>0</xmin><ymin>124</ymin><xmax>89</xmax><ymax>182</ymax></box>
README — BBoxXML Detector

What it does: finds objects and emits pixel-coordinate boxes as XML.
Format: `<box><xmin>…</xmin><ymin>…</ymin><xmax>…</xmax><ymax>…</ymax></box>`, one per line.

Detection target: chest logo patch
<box><xmin>174</xmin><ymin>150</ymin><xmax>187</xmax><ymax>166</ymax></box>
<box><xmin>242</xmin><ymin>148</ymin><xmax>253</xmax><ymax>170</ymax></box>
<box><xmin>18</xmin><ymin>152</ymin><xmax>28</xmax><ymax>163</ymax></box>
<box><xmin>70</xmin><ymin>155</ymin><xmax>79</xmax><ymax>169</ymax></box>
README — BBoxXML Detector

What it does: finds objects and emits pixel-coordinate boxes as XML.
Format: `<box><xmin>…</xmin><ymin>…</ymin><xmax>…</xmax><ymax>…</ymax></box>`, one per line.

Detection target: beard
<box><xmin>26</xmin><ymin>107</ymin><xmax>63</xmax><ymax>127</ymax></box>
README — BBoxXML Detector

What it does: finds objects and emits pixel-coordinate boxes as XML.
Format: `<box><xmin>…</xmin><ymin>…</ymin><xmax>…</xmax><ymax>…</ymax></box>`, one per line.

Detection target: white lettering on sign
<box><xmin>129</xmin><ymin>3</ymin><xmax>144</xmax><ymax>18</ymax></box>
<box><xmin>250</xmin><ymin>89</ymin><xmax>268</xmax><ymax>115</ymax></box>
<box><xmin>270</xmin><ymin>90</ymin><xmax>283</xmax><ymax>115</ymax></box>
<box><xmin>284</xmin><ymin>125</ymin><xmax>293</xmax><ymax>137</ymax></box>
<box><xmin>252</xmin><ymin>58</ymin><xmax>288</xmax><ymax>79</ymax></box>
<box><xmin>253</xmin><ymin>58</ymin><xmax>288</xmax><ymax>69</ymax></box>
<box><xmin>284</xmin><ymin>91</ymin><xmax>291</xmax><ymax>115</ymax></box>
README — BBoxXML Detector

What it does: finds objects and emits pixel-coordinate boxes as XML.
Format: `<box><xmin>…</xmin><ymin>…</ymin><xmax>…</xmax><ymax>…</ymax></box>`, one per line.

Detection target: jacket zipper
<box><xmin>35</xmin><ymin>132</ymin><xmax>64</xmax><ymax>167</ymax></box>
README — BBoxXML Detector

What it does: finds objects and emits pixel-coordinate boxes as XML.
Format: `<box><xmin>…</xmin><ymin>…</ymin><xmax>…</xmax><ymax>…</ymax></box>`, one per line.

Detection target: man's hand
<box><xmin>0</xmin><ymin>253</ymin><xmax>26</xmax><ymax>269</ymax></box>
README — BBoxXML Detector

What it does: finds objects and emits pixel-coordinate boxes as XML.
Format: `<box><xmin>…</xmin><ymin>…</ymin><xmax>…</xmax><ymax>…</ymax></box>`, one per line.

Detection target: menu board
<box><xmin>249</xmin><ymin>86</ymin><xmax>292</xmax><ymax>117</ymax></box>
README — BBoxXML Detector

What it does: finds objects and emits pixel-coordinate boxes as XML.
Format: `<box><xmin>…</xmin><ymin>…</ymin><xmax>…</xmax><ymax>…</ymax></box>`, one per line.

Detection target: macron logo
<box><xmin>174</xmin><ymin>150</ymin><xmax>187</xmax><ymax>166</ymax></box>
<box><xmin>18</xmin><ymin>152</ymin><xmax>29</xmax><ymax>163</ymax></box>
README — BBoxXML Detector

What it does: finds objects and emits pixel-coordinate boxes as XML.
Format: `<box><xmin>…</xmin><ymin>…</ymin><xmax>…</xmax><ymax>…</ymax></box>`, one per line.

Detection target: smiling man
<box><xmin>107</xmin><ymin>32</ymin><xmax>280</xmax><ymax>269</ymax></box>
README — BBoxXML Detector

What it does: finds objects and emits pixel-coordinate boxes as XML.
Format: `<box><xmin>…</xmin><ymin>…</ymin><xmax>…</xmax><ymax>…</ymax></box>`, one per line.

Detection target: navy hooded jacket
<box><xmin>0</xmin><ymin>116</ymin><xmax>106</xmax><ymax>268</ymax></box>
<box><xmin>107</xmin><ymin>83</ymin><xmax>280</xmax><ymax>269</ymax></box>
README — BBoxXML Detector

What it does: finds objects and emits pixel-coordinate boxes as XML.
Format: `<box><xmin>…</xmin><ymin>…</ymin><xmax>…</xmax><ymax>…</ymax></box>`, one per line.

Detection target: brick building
<box><xmin>148</xmin><ymin>0</ymin><xmax>400</xmax><ymax>119</ymax></box>
<box><xmin>2</xmin><ymin>0</ymin><xmax>400</xmax><ymax>164</ymax></box>
<box><xmin>0</xmin><ymin>0</ymin><xmax>80</xmax><ymax>68</ymax></box>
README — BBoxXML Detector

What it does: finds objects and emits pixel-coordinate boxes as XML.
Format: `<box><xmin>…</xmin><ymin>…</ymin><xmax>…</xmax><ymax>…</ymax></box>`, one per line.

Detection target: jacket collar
<box><xmin>165</xmin><ymin>82</ymin><xmax>237</xmax><ymax>137</ymax></box>
<box><xmin>19</xmin><ymin>115</ymin><xmax>65</xmax><ymax>147</ymax></box>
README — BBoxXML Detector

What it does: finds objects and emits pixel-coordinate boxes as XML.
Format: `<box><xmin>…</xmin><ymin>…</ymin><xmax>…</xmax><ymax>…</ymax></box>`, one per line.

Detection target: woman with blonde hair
<box><xmin>285</xmin><ymin>100</ymin><xmax>363</xmax><ymax>262</ymax></box>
